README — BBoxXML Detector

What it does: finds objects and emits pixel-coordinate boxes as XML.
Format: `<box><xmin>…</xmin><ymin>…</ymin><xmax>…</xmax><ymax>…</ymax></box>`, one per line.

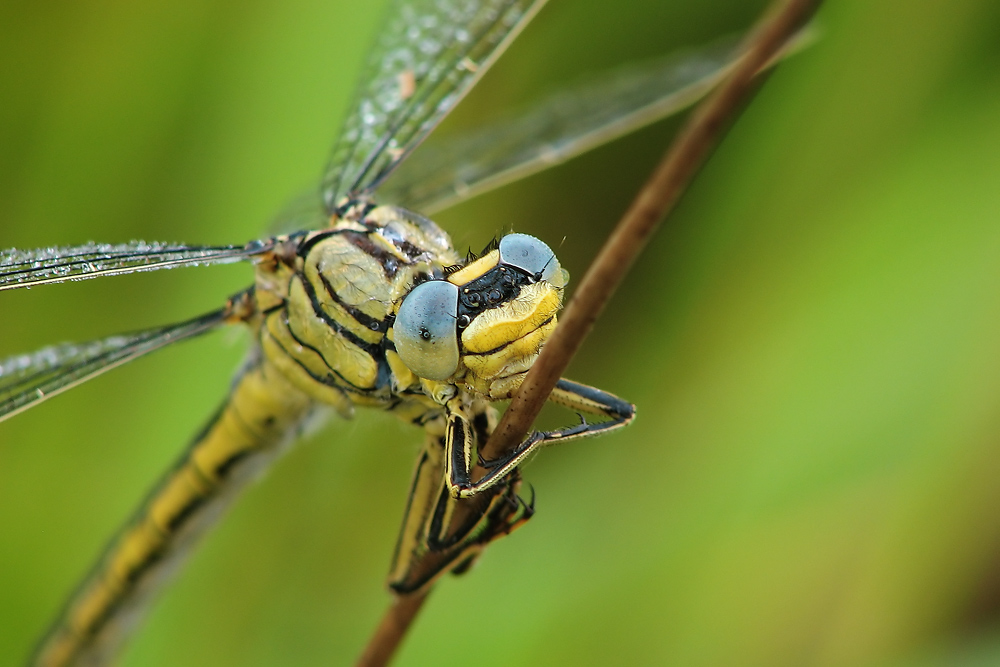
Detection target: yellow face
<box><xmin>394</xmin><ymin>233</ymin><xmax>568</xmax><ymax>400</ymax></box>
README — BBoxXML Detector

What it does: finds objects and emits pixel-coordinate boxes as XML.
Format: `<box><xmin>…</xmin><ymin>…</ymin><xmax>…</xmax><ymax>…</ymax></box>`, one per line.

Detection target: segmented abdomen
<box><xmin>32</xmin><ymin>356</ymin><xmax>313</xmax><ymax>667</ymax></box>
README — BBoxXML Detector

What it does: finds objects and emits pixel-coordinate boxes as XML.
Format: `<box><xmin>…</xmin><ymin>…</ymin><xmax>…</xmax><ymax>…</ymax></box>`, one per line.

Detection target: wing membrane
<box><xmin>267</xmin><ymin>186</ymin><xmax>329</xmax><ymax>235</ymax></box>
<box><xmin>0</xmin><ymin>240</ymin><xmax>272</xmax><ymax>292</ymax></box>
<box><xmin>321</xmin><ymin>0</ymin><xmax>547</xmax><ymax>211</ymax></box>
<box><xmin>383</xmin><ymin>26</ymin><xmax>816</xmax><ymax>214</ymax></box>
<box><xmin>382</xmin><ymin>37</ymin><xmax>743</xmax><ymax>213</ymax></box>
<box><xmin>0</xmin><ymin>307</ymin><xmax>231</xmax><ymax>423</ymax></box>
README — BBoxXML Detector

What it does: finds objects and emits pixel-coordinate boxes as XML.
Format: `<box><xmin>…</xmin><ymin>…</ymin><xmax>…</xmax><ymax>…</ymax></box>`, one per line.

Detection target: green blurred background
<box><xmin>3</xmin><ymin>0</ymin><xmax>1000</xmax><ymax>664</ymax></box>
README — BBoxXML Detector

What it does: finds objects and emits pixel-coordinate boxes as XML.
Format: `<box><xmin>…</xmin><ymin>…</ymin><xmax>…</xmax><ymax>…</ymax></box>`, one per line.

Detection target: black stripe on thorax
<box><xmin>294</xmin><ymin>228</ymin><xmax>350</xmax><ymax>258</ymax></box>
<box><xmin>341</xmin><ymin>230</ymin><xmax>405</xmax><ymax>279</ymax></box>
<box><xmin>269</xmin><ymin>318</ymin><xmax>376</xmax><ymax>394</ymax></box>
<box><xmin>296</xmin><ymin>270</ymin><xmax>383</xmax><ymax>358</ymax></box>
<box><xmin>316</xmin><ymin>272</ymin><xmax>387</xmax><ymax>334</ymax></box>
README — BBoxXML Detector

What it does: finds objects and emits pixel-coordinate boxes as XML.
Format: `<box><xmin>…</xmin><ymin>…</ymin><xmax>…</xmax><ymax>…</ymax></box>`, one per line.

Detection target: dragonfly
<box><xmin>1</xmin><ymin>1</ymin><xmax>771</xmax><ymax>664</ymax></box>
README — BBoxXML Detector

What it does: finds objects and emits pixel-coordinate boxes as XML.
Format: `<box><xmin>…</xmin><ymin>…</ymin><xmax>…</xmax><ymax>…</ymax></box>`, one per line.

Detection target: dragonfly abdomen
<box><xmin>32</xmin><ymin>356</ymin><xmax>314</xmax><ymax>667</ymax></box>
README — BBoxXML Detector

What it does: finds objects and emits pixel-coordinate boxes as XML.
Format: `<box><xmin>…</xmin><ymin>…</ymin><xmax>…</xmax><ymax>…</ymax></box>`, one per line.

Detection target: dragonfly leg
<box><xmin>445</xmin><ymin>378</ymin><xmax>634</xmax><ymax>499</ymax></box>
<box><xmin>387</xmin><ymin>404</ymin><xmax>534</xmax><ymax>594</ymax></box>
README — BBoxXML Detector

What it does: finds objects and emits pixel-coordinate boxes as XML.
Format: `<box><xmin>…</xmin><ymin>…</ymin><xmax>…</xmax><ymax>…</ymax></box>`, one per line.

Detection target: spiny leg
<box><xmin>387</xmin><ymin>402</ymin><xmax>533</xmax><ymax>594</ymax></box>
<box><xmin>445</xmin><ymin>378</ymin><xmax>635</xmax><ymax>498</ymax></box>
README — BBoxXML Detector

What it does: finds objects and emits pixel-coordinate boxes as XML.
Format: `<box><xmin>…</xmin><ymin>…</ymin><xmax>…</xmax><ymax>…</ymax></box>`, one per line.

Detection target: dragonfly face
<box><xmin>394</xmin><ymin>231</ymin><xmax>567</xmax><ymax>399</ymax></box>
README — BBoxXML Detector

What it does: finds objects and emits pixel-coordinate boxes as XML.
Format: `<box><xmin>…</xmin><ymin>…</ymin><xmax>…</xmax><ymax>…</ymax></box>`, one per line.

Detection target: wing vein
<box><xmin>0</xmin><ymin>306</ymin><xmax>233</xmax><ymax>423</ymax></box>
<box><xmin>0</xmin><ymin>240</ymin><xmax>273</xmax><ymax>291</ymax></box>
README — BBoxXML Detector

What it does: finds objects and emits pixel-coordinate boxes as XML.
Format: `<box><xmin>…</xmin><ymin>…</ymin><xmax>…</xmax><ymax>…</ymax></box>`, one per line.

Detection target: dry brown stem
<box><xmin>355</xmin><ymin>590</ymin><xmax>429</xmax><ymax>667</ymax></box>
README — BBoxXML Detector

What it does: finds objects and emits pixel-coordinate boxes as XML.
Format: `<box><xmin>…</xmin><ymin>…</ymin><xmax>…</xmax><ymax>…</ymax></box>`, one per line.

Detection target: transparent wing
<box><xmin>321</xmin><ymin>0</ymin><xmax>546</xmax><ymax>212</ymax></box>
<box><xmin>381</xmin><ymin>37</ymin><xmax>742</xmax><ymax>214</ymax></box>
<box><xmin>267</xmin><ymin>186</ymin><xmax>329</xmax><ymax>236</ymax></box>
<box><xmin>0</xmin><ymin>307</ymin><xmax>231</xmax><ymax>423</ymax></box>
<box><xmin>0</xmin><ymin>239</ymin><xmax>272</xmax><ymax>292</ymax></box>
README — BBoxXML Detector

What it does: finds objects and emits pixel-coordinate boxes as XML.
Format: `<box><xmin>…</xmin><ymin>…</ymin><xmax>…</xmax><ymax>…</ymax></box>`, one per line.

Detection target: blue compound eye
<box><xmin>498</xmin><ymin>233</ymin><xmax>558</xmax><ymax>282</ymax></box>
<box><xmin>394</xmin><ymin>280</ymin><xmax>460</xmax><ymax>381</ymax></box>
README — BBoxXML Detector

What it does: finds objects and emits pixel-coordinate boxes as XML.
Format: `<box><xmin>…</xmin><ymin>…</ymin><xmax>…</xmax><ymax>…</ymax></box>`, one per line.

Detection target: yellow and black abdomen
<box><xmin>32</xmin><ymin>356</ymin><xmax>313</xmax><ymax>667</ymax></box>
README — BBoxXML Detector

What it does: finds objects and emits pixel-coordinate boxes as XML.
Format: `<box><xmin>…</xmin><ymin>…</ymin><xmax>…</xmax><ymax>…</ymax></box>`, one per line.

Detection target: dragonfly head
<box><xmin>394</xmin><ymin>233</ymin><xmax>568</xmax><ymax>400</ymax></box>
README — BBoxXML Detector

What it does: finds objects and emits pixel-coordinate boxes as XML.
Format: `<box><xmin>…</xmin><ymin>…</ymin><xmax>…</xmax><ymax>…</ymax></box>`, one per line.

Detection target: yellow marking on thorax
<box><xmin>386</xmin><ymin>348</ymin><xmax>418</xmax><ymax>391</ymax></box>
<box><xmin>261</xmin><ymin>314</ymin><xmax>357</xmax><ymax>417</ymax></box>
<box><xmin>303</xmin><ymin>235</ymin><xmax>397</xmax><ymax>325</ymax></box>
<box><xmin>284</xmin><ymin>277</ymin><xmax>380</xmax><ymax>388</ymax></box>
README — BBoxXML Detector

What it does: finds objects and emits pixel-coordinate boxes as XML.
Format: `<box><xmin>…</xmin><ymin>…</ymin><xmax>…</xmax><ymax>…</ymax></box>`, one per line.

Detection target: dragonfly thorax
<box><xmin>253</xmin><ymin>205</ymin><xmax>459</xmax><ymax>414</ymax></box>
<box><xmin>253</xmin><ymin>204</ymin><xmax>567</xmax><ymax>418</ymax></box>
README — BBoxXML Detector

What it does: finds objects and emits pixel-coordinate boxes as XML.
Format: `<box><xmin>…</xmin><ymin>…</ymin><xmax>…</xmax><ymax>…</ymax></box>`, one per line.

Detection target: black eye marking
<box><xmin>457</xmin><ymin>315</ymin><xmax>471</xmax><ymax>329</ymax></box>
<box><xmin>419</xmin><ymin>327</ymin><xmax>432</xmax><ymax>341</ymax></box>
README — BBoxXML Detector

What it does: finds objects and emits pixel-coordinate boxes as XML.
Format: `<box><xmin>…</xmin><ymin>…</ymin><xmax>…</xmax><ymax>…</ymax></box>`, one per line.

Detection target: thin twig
<box><xmin>357</xmin><ymin>0</ymin><xmax>823</xmax><ymax>664</ymax></box>
<box><xmin>356</xmin><ymin>590</ymin><xmax>429</xmax><ymax>667</ymax></box>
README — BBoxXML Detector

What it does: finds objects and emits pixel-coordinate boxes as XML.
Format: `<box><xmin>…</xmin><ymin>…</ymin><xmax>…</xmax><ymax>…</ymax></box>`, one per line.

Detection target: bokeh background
<box><xmin>3</xmin><ymin>0</ymin><xmax>1000</xmax><ymax>665</ymax></box>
